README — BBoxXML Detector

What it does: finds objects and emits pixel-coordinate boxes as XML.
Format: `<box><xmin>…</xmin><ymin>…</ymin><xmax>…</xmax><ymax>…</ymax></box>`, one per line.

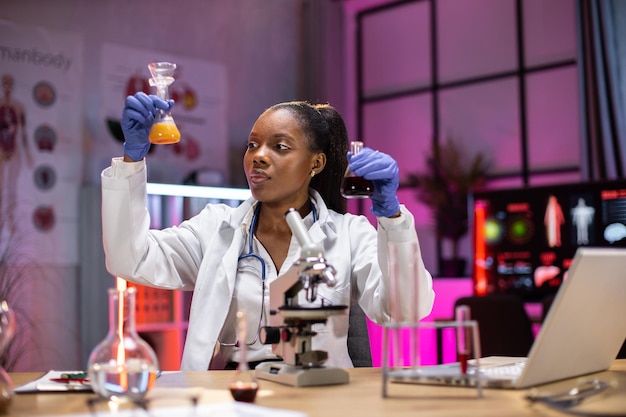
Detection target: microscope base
<box><xmin>255</xmin><ymin>362</ymin><xmax>350</xmax><ymax>387</ymax></box>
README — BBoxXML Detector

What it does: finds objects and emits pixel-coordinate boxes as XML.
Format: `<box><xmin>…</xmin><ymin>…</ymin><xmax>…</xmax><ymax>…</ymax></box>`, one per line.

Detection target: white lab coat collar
<box><xmin>223</xmin><ymin>189</ymin><xmax>338</xmax><ymax>245</ymax></box>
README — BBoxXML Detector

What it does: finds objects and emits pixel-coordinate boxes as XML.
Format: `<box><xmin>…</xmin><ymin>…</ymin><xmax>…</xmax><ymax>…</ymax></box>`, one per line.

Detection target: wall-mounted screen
<box><xmin>471</xmin><ymin>180</ymin><xmax>626</xmax><ymax>301</ymax></box>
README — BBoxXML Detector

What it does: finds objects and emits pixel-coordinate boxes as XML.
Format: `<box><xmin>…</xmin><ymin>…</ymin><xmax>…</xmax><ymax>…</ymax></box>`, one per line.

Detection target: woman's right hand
<box><xmin>121</xmin><ymin>92</ymin><xmax>173</xmax><ymax>161</ymax></box>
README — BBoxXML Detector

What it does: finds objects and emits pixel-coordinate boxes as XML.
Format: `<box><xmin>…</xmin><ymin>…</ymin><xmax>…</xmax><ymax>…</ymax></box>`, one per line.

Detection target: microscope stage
<box><xmin>278</xmin><ymin>305</ymin><xmax>347</xmax><ymax>320</ymax></box>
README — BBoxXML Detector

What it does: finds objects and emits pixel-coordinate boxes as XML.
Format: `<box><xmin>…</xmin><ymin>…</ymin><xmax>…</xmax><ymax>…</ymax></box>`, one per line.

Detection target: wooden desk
<box><xmin>8</xmin><ymin>360</ymin><xmax>626</xmax><ymax>417</ymax></box>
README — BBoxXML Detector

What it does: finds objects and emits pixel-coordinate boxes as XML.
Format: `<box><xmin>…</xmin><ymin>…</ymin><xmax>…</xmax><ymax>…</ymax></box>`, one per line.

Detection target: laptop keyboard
<box><xmin>481</xmin><ymin>361</ymin><xmax>526</xmax><ymax>377</ymax></box>
<box><xmin>468</xmin><ymin>361</ymin><xmax>526</xmax><ymax>378</ymax></box>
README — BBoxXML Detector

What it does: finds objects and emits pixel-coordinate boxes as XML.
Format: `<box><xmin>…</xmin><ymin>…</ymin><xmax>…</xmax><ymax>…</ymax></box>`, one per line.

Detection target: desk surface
<box><xmin>8</xmin><ymin>360</ymin><xmax>626</xmax><ymax>417</ymax></box>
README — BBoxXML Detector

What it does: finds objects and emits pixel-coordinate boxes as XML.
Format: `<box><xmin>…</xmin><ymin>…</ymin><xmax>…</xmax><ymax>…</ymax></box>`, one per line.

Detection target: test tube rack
<box><xmin>381</xmin><ymin>320</ymin><xmax>483</xmax><ymax>398</ymax></box>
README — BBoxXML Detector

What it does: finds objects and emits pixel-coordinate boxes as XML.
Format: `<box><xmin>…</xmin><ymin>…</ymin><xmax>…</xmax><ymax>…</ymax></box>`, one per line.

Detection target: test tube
<box><xmin>388</xmin><ymin>241</ymin><xmax>420</xmax><ymax>368</ymax></box>
<box><xmin>455</xmin><ymin>304</ymin><xmax>471</xmax><ymax>374</ymax></box>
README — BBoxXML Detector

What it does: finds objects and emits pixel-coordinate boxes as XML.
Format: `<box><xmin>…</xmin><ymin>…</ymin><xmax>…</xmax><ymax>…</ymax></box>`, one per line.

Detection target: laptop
<box><xmin>392</xmin><ymin>247</ymin><xmax>626</xmax><ymax>389</ymax></box>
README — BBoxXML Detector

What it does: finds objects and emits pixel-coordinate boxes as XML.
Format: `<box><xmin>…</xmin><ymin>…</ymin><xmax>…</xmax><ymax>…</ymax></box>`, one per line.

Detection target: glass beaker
<box><xmin>147</xmin><ymin>62</ymin><xmax>181</xmax><ymax>145</ymax></box>
<box><xmin>0</xmin><ymin>301</ymin><xmax>15</xmax><ymax>414</ymax></box>
<box><xmin>341</xmin><ymin>141</ymin><xmax>374</xmax><ymax>199</ymax></box>
<box><xmin>87</xmin><ymin>287</ymin><xmax>159</xmax><ymax>404</ymax></box>
<box><xmin>228</xmin><ymin>310</ymin><xmax>259</xmax><ymax>403</ymax></box>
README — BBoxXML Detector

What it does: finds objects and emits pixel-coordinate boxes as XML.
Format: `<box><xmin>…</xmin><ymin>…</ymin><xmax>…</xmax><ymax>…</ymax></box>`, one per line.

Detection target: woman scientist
<box><xmin>101</xmin><ymin>93</ymin><xmax>435</xmax><ymax>371</ymax></box>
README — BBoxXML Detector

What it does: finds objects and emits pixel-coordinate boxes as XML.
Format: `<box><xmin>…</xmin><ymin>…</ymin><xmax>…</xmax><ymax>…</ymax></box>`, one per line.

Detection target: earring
<box><xmin>310</xmin><ymin>170</ymin><xmax>316</xmax><ymax>177</ymax></box>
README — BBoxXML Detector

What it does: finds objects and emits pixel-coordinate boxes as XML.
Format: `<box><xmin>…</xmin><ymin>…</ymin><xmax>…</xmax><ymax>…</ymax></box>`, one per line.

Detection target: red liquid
<box><xmin>229</xmin><ymin>382</ymin><xmax>258</xmax><ymax>403</ymax></box>
<box><xmin>341</xmin><ymin>176</ymin><xmax>374</xmax><ymax>198</ymax></box>
<box><xmin>457</xmin><ymin>352</ymin><xmax>469</xmax><ymax>374</ymax></box>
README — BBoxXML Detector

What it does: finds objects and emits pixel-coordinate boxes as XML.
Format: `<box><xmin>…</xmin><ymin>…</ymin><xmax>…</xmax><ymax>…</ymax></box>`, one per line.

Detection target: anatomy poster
<box><xmin>0</xmin><ymin>20</ymin><xmax>83</xmax><ymax>265</ymax></box>
<box><xmin>96</xmin><ymin>43</ymin><xmax>228</xmax><ymax>185</ymax></box>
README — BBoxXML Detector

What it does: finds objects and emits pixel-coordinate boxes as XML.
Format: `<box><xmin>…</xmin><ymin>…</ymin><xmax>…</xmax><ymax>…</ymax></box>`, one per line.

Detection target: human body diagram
<box><xmin>571</xmin><ymin>197</ymin><xmax>595</xmax><ymax>245</ymax></box>
<box><xmin>0</xmin><ymin>74</ymin><xmax>33</xmax><ymax>235</ymax></box>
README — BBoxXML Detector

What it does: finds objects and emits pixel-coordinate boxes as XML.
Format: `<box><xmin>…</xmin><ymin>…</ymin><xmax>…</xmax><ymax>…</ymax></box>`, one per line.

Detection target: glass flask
<box><xmin>87</xmin><ymin>287</ymin><xmax>159</xmax><ymax>404</ymax></box>
<box><xmin>228</xmin><ymin>310</ymin><xmax>259</xmax><ymax>403</ymax></box>
<box><xmin>147</xmin><ymin>61</ymin><xmax>181</xmax><ymax>145</ymax></box>
<box><xmin>340</xmin><ymin>141</ymin><xmax>374</xmax><ymax>199</ymax></box>
<box><xmin>0</xmin><ymin>301</ymin><xmax>15</xmax><ymax>414</ymax></box>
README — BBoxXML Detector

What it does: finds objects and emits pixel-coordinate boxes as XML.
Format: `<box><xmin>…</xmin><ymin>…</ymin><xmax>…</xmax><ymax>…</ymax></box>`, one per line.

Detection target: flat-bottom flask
<box><xmin>341</xmin><ymin>141</ymin><xmax>374</xmax><ymax>199</ymax></box>
<box><xmin>87</xmin><ymin>287</ymin><xmax>159</xmax><ymax>403</ymax></box>
<box><xmin>0</xmin><ymin>302</ymin><xmax>15</xmax><ymax>413</ymax></box>
<box><xmin>228</xmin><ymin>310</ymin><xmax>259</xmax><ymax>403</ymax></box>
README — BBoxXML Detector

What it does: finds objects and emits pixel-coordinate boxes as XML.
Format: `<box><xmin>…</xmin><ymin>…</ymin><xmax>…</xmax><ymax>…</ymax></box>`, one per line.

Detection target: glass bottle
<box><xmin>147</xmin><ymin>61</ymin><xmax>181</xmax><ymax>145</ymax></box>
<box><xmin>0</xmin><ymin>301</ymin><xmax>15</xmax><ymax>414</ymax></box>
<box><xmin>341</xmin><ymin>141</ymin><xmax>374</xmax><ymax>199</ymax></box>
<box><xmin>87</xmin><ymin>287</ymin><xmax>159</xmax><ymax>404</ymax></box>
<box><xmin>228</xmin><ymin>310</ymin><xmax>259</xmax><ymax>403</ymax></box>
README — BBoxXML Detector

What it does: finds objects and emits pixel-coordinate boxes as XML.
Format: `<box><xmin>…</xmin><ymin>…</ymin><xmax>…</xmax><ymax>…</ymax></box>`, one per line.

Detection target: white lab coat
<box><xmin>101</xmin><ymin>158</ymin><xmax>435</xmax><ymax>370</ymax></box>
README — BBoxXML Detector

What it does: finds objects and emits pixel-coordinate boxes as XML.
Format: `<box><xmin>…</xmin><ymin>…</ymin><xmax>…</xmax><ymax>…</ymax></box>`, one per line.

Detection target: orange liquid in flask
<box><xmin>149</xmin><ymin>122</ymin><xmax>181</xmax><ymax>144</ymax></box>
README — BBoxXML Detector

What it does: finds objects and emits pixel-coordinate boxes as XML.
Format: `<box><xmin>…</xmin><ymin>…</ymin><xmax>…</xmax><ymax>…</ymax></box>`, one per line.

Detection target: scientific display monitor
<box><xmin>470</xmin><ymin>180</ymin><xmax>626</xmax><ymax>301</ymax></box>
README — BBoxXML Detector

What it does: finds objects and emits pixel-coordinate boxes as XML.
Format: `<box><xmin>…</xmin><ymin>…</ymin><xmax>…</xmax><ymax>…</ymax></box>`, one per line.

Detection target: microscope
<box><xmin>254</xmin><ymin>208</ymin><xmax>350</xmax><ymax>387</ymax></box>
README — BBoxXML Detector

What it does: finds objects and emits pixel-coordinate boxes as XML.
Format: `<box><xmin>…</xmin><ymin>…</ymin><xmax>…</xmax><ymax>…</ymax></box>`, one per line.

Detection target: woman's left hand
<box><xmin>348</xmin><ymin>147</ymin><xmax>401</xmax><ymax>217</ymax></box>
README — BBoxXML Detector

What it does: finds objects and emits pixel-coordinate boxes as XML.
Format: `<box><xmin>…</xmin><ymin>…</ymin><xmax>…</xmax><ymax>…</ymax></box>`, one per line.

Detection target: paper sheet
<box><xmin>14</xmin><ymin>370</ymin><xmax>91</xmax><ymax>393</ymax></box>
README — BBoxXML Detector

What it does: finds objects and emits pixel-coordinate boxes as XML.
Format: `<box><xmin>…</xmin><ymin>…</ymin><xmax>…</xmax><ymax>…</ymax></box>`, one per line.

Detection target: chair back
<box><xmin>454</xmin><ymin>293</ymin><xmax>534</xmax><ymax>357</ymax></box>
<box><xmin>347</xmin><ymin>301</ymin><xmax>372</xmax><ymax>367</ymax></box>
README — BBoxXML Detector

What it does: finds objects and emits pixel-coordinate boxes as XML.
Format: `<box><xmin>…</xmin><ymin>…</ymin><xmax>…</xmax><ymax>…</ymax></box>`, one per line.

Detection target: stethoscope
<box><xmin>219</xmin><ymin>201</ymin><xmax>318</xmax><ymax>347</ymax></box>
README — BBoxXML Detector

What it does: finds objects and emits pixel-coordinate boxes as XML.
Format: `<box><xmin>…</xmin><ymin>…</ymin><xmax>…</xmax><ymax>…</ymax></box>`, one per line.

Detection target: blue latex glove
<box><xmin>121</xmin><ymin>92</ymin><xmax>173</xmax><ymax>161</ymax></box>
<box><xmin>348</xmin><ymin>147</ymin><xmax>401</xmax><ymax>217</ymax></box>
